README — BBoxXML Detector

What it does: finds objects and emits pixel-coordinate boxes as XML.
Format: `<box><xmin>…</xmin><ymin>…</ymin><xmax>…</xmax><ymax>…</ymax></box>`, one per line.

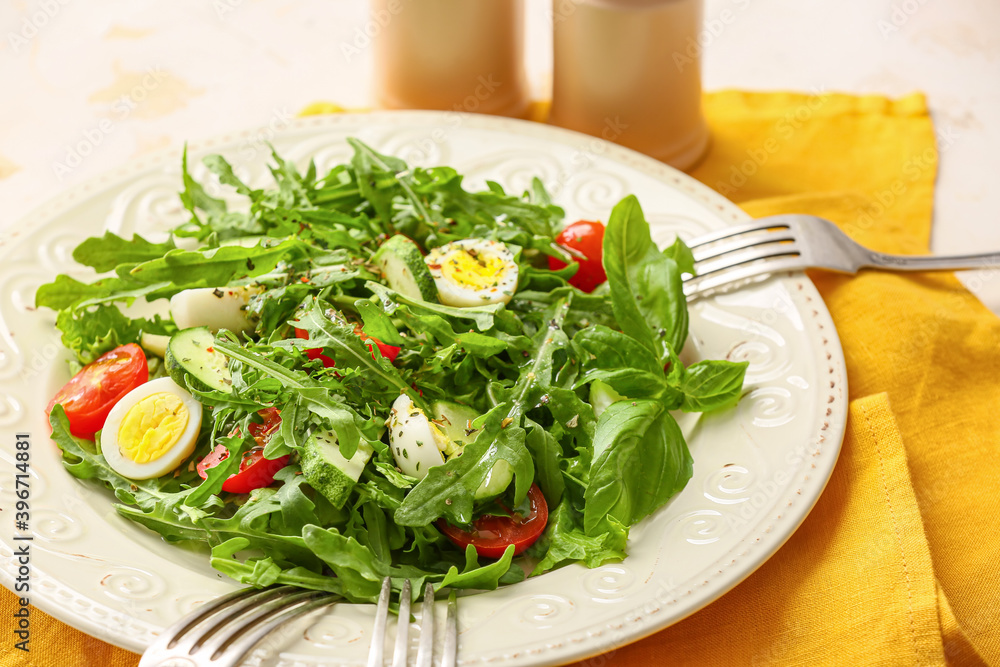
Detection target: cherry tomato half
<box><xmin>294</xmin><ymin>324</ymin><xmax>400</xmax><ymax>366</ymax></box>
<box><xmin>197</xmin><ymin>408</ymin><xmax>289</xmax><ymax>494</ymax></box>
<box><xmin>46</xmin><ymin>343</ymin><xmax>149</xmax><ymax>440</ymax></box>
<box><xmin>437</xmin><ymin>484</ymin><xmax>549</xmax><ymax>559</ymax></box>
<box><xmin>548</xmin><ymin>220</ymin><xmax>607</xmax><ymax>293</ymax></box>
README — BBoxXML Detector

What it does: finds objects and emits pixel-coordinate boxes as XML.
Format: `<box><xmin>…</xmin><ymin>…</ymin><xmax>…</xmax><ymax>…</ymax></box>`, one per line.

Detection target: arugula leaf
<box><xmin>303</xmin><ymin>525</ymin><xmax>387</xmax><ymax>602</ymax></box>
<box><xmin>393</xmin><ymin>408</ymin><xmax>532</xmax><ymax>527</ymax></box>
<box><xmin>203</xmin><ymin>154</ymin><xmax>254</xmax><ymax>196</ymax></box>
<box><xmin>72</xmin><ymin>232</ymin><xmax>177</xmax><ymax>273</ymax></box>
<box><xmin>367</xmin><ymin>281</ymin><xmax>504</xmax><ymax>332</ymax></box>
<box><xmin>35</xmin><ymin>274</ymin><xmax>147</xmax><ymax>311</ymax></box>
<box><xmin>179</xmin><ymin>144</ymin><xmax>227</xmax><ymax>221</ymax></box>
<box><xmin>533</xmin><ymin>503</ymin><xmax>628</xmax><ymax>575</ymax></box>
<box><xmin>48</xmin><ymin>406</ymin><xmax>202</xmax><ymax>515</ymax></box>
<box><xmin>128</xmin><ymin>238</ymin><xmax>313</xmax><ymax>286</ymax></box>
<box><xmin>436</xmin><ymin>544</ymin><xmax>520</xmax><ymax>590</ymax></box>
<box><xmin>286</xmin><ymin>299</ymin><xmax>413</xmax><ymax>401</ymax></box>
<box><xmin>212</xmin><ymin>336</ymin><xmax>367</xmax><ymax>458</ymax></box>
<box><xmin>679</xmin><ymin>360</ymin><xmax>749</xmax><ymax>412</ymax></box>
<box><xmin>583</xmin><ymin>400</ymin><xmax>692</xmax><ymax>533</ymax></box>
<box><xmin>183</xmin><ymin>435</ymin><xmax>244</xmax><ymax>507</ymax></box>
<box><xmin>348</xmin><ymin>138</ymin><xmax>410</xmax><ymax>230</ymax></box>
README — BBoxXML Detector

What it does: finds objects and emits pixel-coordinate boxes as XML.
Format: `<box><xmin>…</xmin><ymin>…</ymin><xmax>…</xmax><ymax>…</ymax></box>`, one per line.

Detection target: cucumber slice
<box><xmin>165</xmin><ymin>327</ymin><xmax>233</xmax><ymax>393</ymax></box>
<box><xmin>476</xmin><ymin>459</ymin><xmax>513</xmax><ymax>500</ymax></box>
<box><xmin>301</xmin><ymin>430</ymin><xmax>373</xmax><ymax>509</ymax></box>
<box><xmin>372</xmin><ymin>235</ymin><xmax>438</xmax><ymax>302</ymax></box>
<box><xmin>430</xmin><ymin>400</ymin><xmax>481</xmax><ymax>457</ymax></box>
<box><xmin>430</xmin><ymin>400</ymin><xmax>510</xmax><ymax>499</ymax></box>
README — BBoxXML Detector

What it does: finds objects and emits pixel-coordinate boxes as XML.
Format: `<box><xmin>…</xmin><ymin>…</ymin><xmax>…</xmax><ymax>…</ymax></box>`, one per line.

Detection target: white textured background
<box><xmin>1</xmin><ymin>0</ymin><xmax>998</xmax><ymax>306</ymax></box>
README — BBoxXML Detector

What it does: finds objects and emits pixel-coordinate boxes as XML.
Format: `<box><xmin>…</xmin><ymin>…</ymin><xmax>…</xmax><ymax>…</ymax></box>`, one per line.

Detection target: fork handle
<box><xmin>864</xmin><ymin>250</ymin><xmax>1000</xmax><ymax>273</ymax></box>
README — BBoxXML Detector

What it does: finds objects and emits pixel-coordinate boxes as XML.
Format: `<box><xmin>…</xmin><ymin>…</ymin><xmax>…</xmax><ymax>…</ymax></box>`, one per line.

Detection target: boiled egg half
<box><xmin>169</xmin><ymin>285</ymin><xmax>260</xmax><ymax>333</ymax></box>
<box><xmin>424</xmin><ymin>239</ymin><xmax>518</xmax><ymax>307</ymax></box>
<box><xmin>387</xmin><ymin>394</ymin><xmax>448</xmax><ymax>480</ymax></box>
<box><xmin>101</xmin><ymin>377</ymin><xmax>203</xmax><ymax>480</ymax></box>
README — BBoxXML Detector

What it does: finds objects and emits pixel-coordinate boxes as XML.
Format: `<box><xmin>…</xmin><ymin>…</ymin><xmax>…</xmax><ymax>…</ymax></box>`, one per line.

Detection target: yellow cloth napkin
<box><xmin>5</xmin><ymin>91</ymin><xmax>998</xmax><ymax>666</ymax></box>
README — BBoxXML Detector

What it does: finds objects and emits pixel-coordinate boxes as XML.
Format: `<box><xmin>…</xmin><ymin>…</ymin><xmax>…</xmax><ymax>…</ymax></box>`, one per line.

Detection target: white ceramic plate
<box><xmin>0</xmin><ymin>112</ymin><xmax>847</xmax><ymax>666</ymax></box>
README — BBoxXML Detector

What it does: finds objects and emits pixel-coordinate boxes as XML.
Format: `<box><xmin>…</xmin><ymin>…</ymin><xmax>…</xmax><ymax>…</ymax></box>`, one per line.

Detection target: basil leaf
<box><xmin>663</xmin><ymin>236</ymin><xmax>696</xmax><ymax>275</ymax></box>
<box><xmin>583</xmin><ymin>400</ymin><xmax>692</xmax><ymax>533</ymax></box>
<box><xmin>573</xmin><ymin>324</ymin><xmax>663</xmax><ymax>375</ymax></box>
<box><xmin>679</xmin><ymin>360</ymin><xmax>749</xmax><ymax>412</ymax></box>
<box><xmin>576</xmin><ymin>368</ymin><xmax>681</xmax><ymax>409</ymax></box>
<box><xmin>524</xmin><ymin>419</ymin><xmax>565</xmax><ymax>506</ymax></box>
<box><xmin>603</xmin><ymin>195</ymin><xmax>688</xmax><ymax>360</ymax></box>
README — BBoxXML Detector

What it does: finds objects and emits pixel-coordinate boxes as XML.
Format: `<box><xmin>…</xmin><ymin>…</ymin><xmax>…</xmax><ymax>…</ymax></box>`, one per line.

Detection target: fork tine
<box><xmin>685</xmin><ymin>219</ymin><xmax>792</xmax><ymax>250</ymax></box>
<box><xmin>694</xmin><ymin>243</ymin><xmax>802</xmax><ymax>278</ymax></box>
<box><xmin>212</xmin><ymin>592</ymin><xmax>337</xmax><ymax>665</ymax></box>
<box><xmin>691</xmin><ymin>230</ymin><xmax>797</xmax><ymax>263</ymax></box>
<box><xmin>139</xmin><ymin>586</ymin><xmax>294</xmax><ymax>665</ymax></box>
<box><xmin>391</xmin><ymin>579</ymin><xmax>413</xmax><ymax>667</ymax></box>
<box><xmin>441</xmin><ymin>590</ymin><xmax>458</xmax><ymax>667</ymax></box>
<box><xmin>415</xmin><ymin>583</ymin><xmax>436</xmax><ymax>667</ymax></box>
<box><xmin>198</xmin><ymin>589</ymin><xmax>327</xmax><ymax>659</ymax></box>
<box><xmin>367</xmin><ymin>577</ymin><xmax>393</xmax><ymax>667</ymax></box>
<box><xmin>685</xmin><ymin>257</ymin><xmax>807</xmax><ymax>298</ymax></box>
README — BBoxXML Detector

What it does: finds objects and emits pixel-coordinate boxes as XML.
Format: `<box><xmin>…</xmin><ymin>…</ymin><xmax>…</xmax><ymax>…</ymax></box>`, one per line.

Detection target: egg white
<box><xmin>101</xmin><ymin>377</ymin><xmax>203</xmax><ymax>480</ymax></box>
<box><xmin>169</xmin><ymin>285</ymin><xmax>259</xmax><ymax>333</ymax></box>
<box><xmin>424</xmin><ymin>239</ymin><xmax>518</xmax><ymax>307</ymax></box>
<box><xmin>387</xmin><ymin>394</ymin><xmax>448</xmax><ymax>479</ymax></box>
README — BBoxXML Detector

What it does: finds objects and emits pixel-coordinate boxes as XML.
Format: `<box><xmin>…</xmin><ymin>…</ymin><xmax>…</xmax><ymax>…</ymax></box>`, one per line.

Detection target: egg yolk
<box><xmin>439</xmin><ymin>248</ymin><xmax>508</xmax><ymax>291</ymax></box>
<box><xmin>117</xmin><ymin>393</ymin><xmax>189</xmax><ymax>463</ymax></box>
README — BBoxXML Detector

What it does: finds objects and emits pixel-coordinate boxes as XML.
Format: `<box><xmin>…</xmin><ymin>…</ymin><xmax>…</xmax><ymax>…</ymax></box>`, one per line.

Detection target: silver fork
<box><xmin>367</xmin><ymin>577</ymin><xmax>458</xmax><ymax>667</ymax></box>
<box><xmin>683</xmin><ymin>214</ymin><xmax>1000</xmax><ymax>298</ymax></box>
<box><xmin>139</xmin><ymin>586</ymin><xmax>338</xmax><ymax>667</ymax></box>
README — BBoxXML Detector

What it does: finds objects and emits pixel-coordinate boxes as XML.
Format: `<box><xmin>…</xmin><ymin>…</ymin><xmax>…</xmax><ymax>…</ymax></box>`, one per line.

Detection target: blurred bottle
<box><xmin>372</xmin><ymin>0</ymin><xmax>531</xmax><ymax>118</ymax></box>
<box><xmin>550</xmin><ymin>0</ymin><xmax>710</xmax><ymax>170</ymax></box>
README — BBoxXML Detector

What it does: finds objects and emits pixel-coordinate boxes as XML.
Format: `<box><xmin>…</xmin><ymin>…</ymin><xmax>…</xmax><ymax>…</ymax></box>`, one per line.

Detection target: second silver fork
<box><xmin>368</xmin><ymin>577</ymin><xmax>458</xmax><ymax>667</ymax></box>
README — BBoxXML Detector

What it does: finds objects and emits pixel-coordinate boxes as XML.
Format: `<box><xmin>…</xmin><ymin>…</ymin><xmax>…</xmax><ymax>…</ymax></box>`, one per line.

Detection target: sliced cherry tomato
<box><xmin>294</xmin><ymin>325</ymin><xmax>400</xmax><ymax>366</ymax></box>
<box><xmin>294</xmin><ymin>327</ymin><xmax>336</xmax><ymax>367</ymax></box>
<box><xmin>548</xmin><ymin>220</ymin><xmax>607</xmax><ymax>293</ymax></box>
<box><xmin>354</xmin><ymin>324</ymin><xmax>401</xmax><ymax>363</ymax></box>
<box><xmin>247</xmin><ymin>406</ymin><xmax>282</xmax><ymax>446</ymax></box>
<box><xmin>197</xmin><ymin>408</ymin><xmax>289</xmax><ymax>493</ymax></box>
<box><xmin>437</xmin><ymin>484</ymin><xmax>549</xmax><ymax>559</ymax></box>
<box><xmin>45</xmin><ymin>343</ymin><xmax>148</xmax><ymax>440</ymax></box>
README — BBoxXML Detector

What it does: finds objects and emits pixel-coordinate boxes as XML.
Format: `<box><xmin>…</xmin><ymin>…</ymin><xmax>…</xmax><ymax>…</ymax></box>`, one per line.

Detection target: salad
<box><xmin>37</xmin><ymin>139</ymin><xmax>747</xmax><ymax>603</ymax></box>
